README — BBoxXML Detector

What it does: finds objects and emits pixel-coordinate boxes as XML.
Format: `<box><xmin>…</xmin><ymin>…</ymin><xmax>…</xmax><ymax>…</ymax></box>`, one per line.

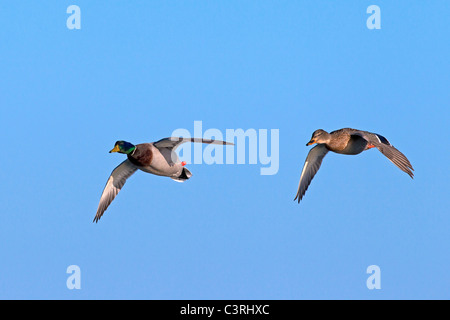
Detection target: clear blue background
<box><xmin>0</xmin><ymin>1</ymin><xmax>448</xmax><ymax>299</ymax></box>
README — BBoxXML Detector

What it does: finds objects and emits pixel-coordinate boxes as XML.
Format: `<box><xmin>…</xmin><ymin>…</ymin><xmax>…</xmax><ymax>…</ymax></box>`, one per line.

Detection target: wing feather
<box><xmin>153</xmin><ymin>137</ymin><xmax>234</xmax><ymax>151</ymax></box>
<box><xmin>294</xmin><ymin>144</ymin><xmax>329</xmax><ymax>203</ymax></box>
<box><xmin>354</xmin><ymin>131</ymin><xmax>414</xmax><ymax>178</ymax></box>
<box><xmin>93</xmin><ymin>160</ymin><xmax>138</xmax><ymax>223</ymax></box>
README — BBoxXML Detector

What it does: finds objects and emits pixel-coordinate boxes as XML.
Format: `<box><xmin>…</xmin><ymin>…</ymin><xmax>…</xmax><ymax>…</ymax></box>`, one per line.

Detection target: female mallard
<box><xmin>94</xmin><ymin>137</ymin><xmax>233</xmax><ymax>222</ymax></box>
<box><xmin>295</xmin><ymin>128</ymin><xmax>414</xmax><ymax>203</ymax></box>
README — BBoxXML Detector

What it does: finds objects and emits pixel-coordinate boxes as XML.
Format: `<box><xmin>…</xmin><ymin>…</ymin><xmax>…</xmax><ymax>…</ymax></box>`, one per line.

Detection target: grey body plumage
<box><xmin>94</xmin><ymin>137</ymin><xmax>233</xmax><ymax>222</ymax></box>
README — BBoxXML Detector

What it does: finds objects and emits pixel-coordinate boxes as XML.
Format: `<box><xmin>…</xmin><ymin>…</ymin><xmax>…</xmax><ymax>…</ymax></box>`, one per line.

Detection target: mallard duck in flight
<box><xmin>295</xmin><ymin>128</ymin><xmax>414</xmax><ymax>203</ymax></box>
<box><xmin>94</xmin><ymin>137</ymin><xmax>233</xmax><ymax>222</ymax></box>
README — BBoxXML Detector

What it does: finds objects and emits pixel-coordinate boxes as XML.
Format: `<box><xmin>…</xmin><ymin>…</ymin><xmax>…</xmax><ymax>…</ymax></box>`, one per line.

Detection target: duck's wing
<box><xmin>153</xmin><ymin>137</ymin><xmax>234</xmax><ymax>151</ymax></box>
<box><xmin>294</xmin><ymin>144</ymin><xmax>329</xmax><ymax>203</ymax></box>
<box><xmin>94</xmin><ymin>159</ymin><xmax>138</xmax><ymax>223</ymax></box>
<box><xmin>354</xmin><ymin>131</ymin><xmax>414</xmax><ymax>178</ymax></box>
<box><xmin>153</xmin><ymin>137</ymin><xmax>234</xmax><ymax>165</ymax></box>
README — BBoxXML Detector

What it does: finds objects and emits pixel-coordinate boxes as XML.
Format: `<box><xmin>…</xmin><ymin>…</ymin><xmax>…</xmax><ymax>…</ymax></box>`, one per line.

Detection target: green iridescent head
<box><xmin>109</xmin><ymin>141</ymin><xmax>136</xmax><ymax>154</ymax></box>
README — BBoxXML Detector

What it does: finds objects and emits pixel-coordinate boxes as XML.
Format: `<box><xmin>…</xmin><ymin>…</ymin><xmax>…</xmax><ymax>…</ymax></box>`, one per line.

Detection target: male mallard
<box><xmin>295</xmin><ymin>128</ymin><xmax>414</xmax><ymax>203</ymax></box>
<box><xmin>94</xmin><ymin>137</ymin><xmax>233</xmax><ymax>222</ymax></box>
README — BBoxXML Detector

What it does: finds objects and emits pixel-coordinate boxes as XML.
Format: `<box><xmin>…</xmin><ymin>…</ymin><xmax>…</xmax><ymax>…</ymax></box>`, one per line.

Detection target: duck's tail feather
<box><xmin>170</xmin><ymin>167</ymin><xmax>192</xmax><ymax>182</ymax></box>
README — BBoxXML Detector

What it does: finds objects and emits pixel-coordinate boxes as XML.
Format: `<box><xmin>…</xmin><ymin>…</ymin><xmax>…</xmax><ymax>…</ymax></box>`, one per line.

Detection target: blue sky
<box><xmin>0</xmin><ymin>1</ymin><xmax>449</xmax><ymax>299</ymax></box>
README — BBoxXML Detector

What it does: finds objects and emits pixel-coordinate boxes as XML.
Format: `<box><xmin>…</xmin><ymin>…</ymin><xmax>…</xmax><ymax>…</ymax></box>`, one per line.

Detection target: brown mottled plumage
<box><xmin>295</xmin><ymin>128</ymin><xmax>414</xmax><ymax>203</ymax></box>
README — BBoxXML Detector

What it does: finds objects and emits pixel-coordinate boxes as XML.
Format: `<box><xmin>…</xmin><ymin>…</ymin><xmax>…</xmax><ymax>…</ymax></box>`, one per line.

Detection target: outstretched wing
<box><xmin>153</xmin><ymin>137</ymin><xmax>234</xmax><ymax>151</ymax></box>
<box><xmin>94</xmin><ymin>160</ymin><xmax>138</xmax><ymax>223</ymax></box>
<box><xmin>154</xmin><ymin>137</ymin><xmax>235</xmax><ymax>165</ymax></box>
<box><xmin>294</xmin><ymin>144</ymin><xmax>329</xmax><ymax>203</ymax></box>
<box><xmin>354</xmin><ymin>131</ymin><xmax>414</xmax><ymax>178</ymax></box>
